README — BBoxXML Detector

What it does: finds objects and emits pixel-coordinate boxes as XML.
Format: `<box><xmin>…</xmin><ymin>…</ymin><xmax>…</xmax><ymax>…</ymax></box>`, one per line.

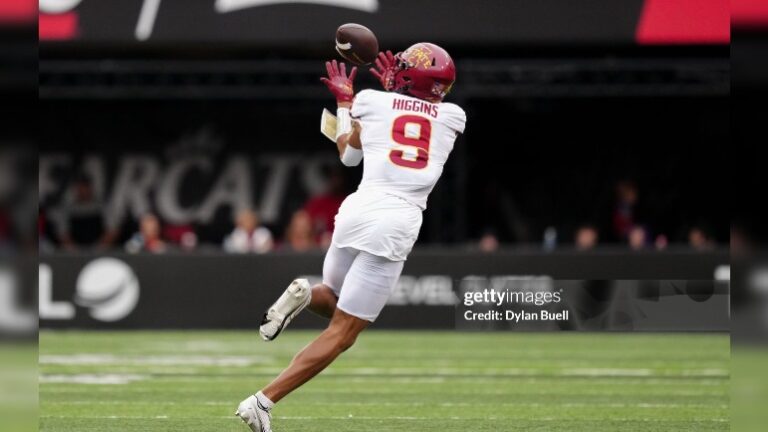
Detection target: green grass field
<box><xmin>0</xmin><ymin>343</ymin><xmax>37</xmax><ymax>432</ymax></box>
<box><xmin>39</xmin><ymin>331</ymin><xmax>729</xmax><ymax>431</ymax></box>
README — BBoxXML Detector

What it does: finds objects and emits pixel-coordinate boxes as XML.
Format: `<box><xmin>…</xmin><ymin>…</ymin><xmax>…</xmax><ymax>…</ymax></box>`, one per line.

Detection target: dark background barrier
<box><xmin>38</xmin><ymin>250</ymin><xmax>729</xmax><ymax>330</ymax></box>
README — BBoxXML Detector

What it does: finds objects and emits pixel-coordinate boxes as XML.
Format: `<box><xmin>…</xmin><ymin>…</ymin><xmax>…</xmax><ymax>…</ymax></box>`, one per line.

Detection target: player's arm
<box><xmin>335</xmin><ymin>107</ymin><xmax>362</xmax><ymax>166</ymax></box>
<box><xmin>321</xmin><ymin>60</ymin><xmax>362</xmax><ymax>166</ymax></box>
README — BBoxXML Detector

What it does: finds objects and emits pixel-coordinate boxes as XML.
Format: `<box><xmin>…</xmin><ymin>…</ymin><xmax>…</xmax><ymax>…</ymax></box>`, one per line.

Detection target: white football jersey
<box><xmin>332</xmin><ymin>89</ymin><xmax>466</xmax><ymax>261</ymax></box>
<box><xmin>351</xmin><ymin>89</ymin><xmax>466</xmax><ymax>210</ymax></box>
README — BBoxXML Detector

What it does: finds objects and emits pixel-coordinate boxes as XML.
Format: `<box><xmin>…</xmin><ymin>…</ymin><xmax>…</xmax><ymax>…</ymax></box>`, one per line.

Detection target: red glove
<box><xmin>370</xmin><ymin>50</ymin><xmax>397</xmax><ymax>91</ymax></box>
<box><xmin>320</xmin><ymin>60</ymin><xmax>357</xmax><ymax>103</ymax></box>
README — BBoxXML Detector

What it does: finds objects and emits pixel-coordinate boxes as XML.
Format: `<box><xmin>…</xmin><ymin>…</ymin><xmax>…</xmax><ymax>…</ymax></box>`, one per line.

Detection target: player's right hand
<box><xmin>370</xmin><ymin>50</ymin><xmax>397</xmax><ymax>91</ymax></box>
<box><xmin>320</xmin><ymin>60</ymin><xmax>357</xmax><ymax>103</ymax></box>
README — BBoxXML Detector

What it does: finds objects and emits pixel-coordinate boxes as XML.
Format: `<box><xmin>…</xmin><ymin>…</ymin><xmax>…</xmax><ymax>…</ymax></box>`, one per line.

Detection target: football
<box><xmin>335</xmin><ymin>23</ymin><xmax>379</xmax><ymax>66</ymax></box>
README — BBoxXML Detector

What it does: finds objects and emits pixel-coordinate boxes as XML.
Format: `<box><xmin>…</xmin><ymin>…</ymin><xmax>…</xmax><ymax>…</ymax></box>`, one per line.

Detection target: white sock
<box><xmin>255</xmin><ymin>391</ymin><xmax>275</xmax><ymax>411</ymax></box>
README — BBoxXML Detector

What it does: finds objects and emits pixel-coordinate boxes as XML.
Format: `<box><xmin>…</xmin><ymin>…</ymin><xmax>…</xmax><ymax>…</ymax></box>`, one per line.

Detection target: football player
<box><xmin>236</xmin><ymin>43</ymin><xmax>466</xmax><ymax>431</ymax></box>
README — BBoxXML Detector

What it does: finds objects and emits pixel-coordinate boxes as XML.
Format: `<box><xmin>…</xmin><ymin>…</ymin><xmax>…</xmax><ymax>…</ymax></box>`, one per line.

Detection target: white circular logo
<box><xmin>40</xmin><ymin>0</ymin><xmax>84</xmax><ymax>14</ymax></box>
<box><xmin>75</xmin><ymin>258</ymin><xmax>140</xmax><ymax>322</ymax></box>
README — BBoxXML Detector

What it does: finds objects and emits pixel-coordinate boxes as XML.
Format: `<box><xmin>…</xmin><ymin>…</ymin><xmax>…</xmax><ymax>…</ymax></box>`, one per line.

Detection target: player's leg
<box><xmin>307</xmin><ymin>285</ymin><xmax>338</xmax><ymax>319</ymax></box>
<box><xmin>262</xmin><ymin>308</ymin><xmax>369</xmax><ymax>402</ymax></box>
<box><xmin>306</xmin><ymin>244</ymin><xmax>358</xmax><ymax>319</ymax></box>
<box><xmin>237</xmin><ymin>246</ymin><xmax>357</xmax><ymax>431</ymax></box>
<box><xmin>261</xmin><ymin>251</ymin><xmax>403</xmax><ymax>402</ymax></box>
<box><xmin>236</xmin><ymin>308</ymin><xmax>368</xmax><ymax>432</ymax></box>
<box><xmin>334</xmin><ymin>250</ymin><xmax>404</xmax><ymax>322</ymax></box>
<box><xmin>238</xmin><ymin>251</ymin><xmax>402</xmax><ymax>431</ymax></box>
<box><xmin>259</xmin><ymin>245</ymin><xmax>356</xmax><ymax>340</ymax></box>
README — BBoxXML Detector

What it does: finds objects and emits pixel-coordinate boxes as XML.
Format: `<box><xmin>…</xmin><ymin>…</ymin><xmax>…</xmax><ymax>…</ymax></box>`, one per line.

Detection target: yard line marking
<box><xmin>39</xmin><ymin>415</ymin><xmax>730</xmax><ymax>422</ymax></box>
<box><xmin>40</xmin><ymin>354</ymin><xmax>271</xmax><ymax>367</ymax></box>
<box><xmin>40</xmin><ymin>374</ymin><xmax>147</xmax><ymax>385</ymax></box>
<box><xmin>561</xmin><ymin>368</ymin><xmax>729</xmax><ymax>378</ymax></box>
<box><xmin>38</xmin><ymin>354</ymin><xmax>728</xmax><ymax>379</ymax></box>
<box><xmin>49</xmin><ymin>400</ymin><xmax>729</xmax><ymax>409</ymax></box>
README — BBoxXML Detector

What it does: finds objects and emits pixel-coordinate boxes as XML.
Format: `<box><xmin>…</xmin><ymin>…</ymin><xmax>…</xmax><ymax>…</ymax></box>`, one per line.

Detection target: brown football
<box><xmin>335</xmin><ymin>23</ymin><xmax>379</xmax><ymax>66</ymax></box>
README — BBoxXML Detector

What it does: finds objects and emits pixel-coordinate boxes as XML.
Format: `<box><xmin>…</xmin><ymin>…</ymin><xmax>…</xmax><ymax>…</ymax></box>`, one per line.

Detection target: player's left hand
<box><xmin>370</xmin><ymin>50</ymin><xmax>397</xmax><ymax>91</ymax></box>
<box><xmin>320</xmin><ymin>60</ymin><xmax>357</xmax><ymax>103</ymax></box>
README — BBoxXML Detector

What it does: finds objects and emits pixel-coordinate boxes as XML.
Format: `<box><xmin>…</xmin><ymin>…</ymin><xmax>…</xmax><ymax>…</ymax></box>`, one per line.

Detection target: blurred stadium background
<box><xmin>32</xmin><ymin>0</ymin><xmax>732</xmax><ymax>330</ymax></box>
<box><xmin>36</xmin><ymin>0</ymin><xmax>731</xmax><ymax>255</ymax></box>
<box><xmin>4</xmin><ymin>0</ymin><xmax>766</xmax><ymax>430</ymax></box>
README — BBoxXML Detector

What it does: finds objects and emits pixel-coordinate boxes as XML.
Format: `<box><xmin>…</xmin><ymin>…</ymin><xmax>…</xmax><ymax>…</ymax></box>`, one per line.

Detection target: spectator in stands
<box><xmin>654</xmin><ymin>234</ymin><xmax>669</xmax><ymax>250</ymax></box>
<box><xmin>163</xmin><ymin>222</ymin><xmax>199</xmax><ymax>252</ymax></box>
<box><xmin>47</xmin><ymin>175</ymin><xmax>118</xmax><ymax>251</ymax></box>
<box><xmin>627</xmin><ymin>225</ymin><xmax>649</xmax><ymax>250</ymax></box>
<box><xmin>729</xmin><ymin>222</ymin><xmax>756</xmax><ymax>256</ymax></box>
<box><xmin>730</xmin><ymin>225</ymin><xmax>749</xmax><ymax>256</ymax></box>
<box><xmin>304</xmin><ymin>167</ymin><xmax>347</xmax><ymax>248</ymax></box>
<box><xmin>478</xmin><ymin>229</ymin><xmax>500</xmax><ymax>253</ymax></box>
<box><xmin>688</xmin><ymin>225</ymin><xmax>715</xmax><ymax>250</ymax></box>
<box><xmin>125</xmin><ymin>213</ymin><xmax>167</xmax><ymax>254</ymax></box>
<box><xmin>282</xmin><ymin>210</ymin><xmax>317</xmax><ymax>252</ymax></box>
<box><xmin>574</xmin><ymin>225</ymin><xmax>599</xmax><ymax>251</ymax></box>
<box><xmin>612</xmin><ymin>180</ymin><xmax>639</xmax><ymax>241</ymax></box>
<box><xmin>223</xmin><ymin>209</ymin><xmax>274</xmax><ymax>254</ymax></box>
<box><xmin>38</xmin><ymin>210</ymin><xmax>55</xmax><ymax>253</ymax></box>
<box><xmin>0</xmin><ymin>207</ymin><xmax>11</xmax><ymax>252</ymax></box>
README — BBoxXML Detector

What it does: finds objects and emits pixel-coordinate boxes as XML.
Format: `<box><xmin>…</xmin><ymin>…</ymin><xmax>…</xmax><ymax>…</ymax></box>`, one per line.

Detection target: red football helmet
<box><xmin>392</xmin><ymin>43</ymin><xmax>456</xmax><ymax>103</ymax></box>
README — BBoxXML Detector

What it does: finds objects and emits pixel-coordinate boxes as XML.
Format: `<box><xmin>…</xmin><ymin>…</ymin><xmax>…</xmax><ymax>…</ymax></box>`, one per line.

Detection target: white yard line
<box><xmin>50</xmin><ymin>400</ymin><xmax>729</xmax><ymax>409</ymax></box>
<box><xmin>40</xmin><ymin>374</ymin><xmax>148</xmax><ymax>385</ymax></box>
<box><xmin>40</xmin><ymin>354</ymin><xmax>271</xmax><ymax>367</ymax></box>
<box><xmin>38</xmin><ymin>354</ymin><xmax>727</xmax><ymax>378</ymax></box>
<box><xmin>39</xmin><ymin>415</ymin><xmax>730</xmax><ymax>422</ymax></box>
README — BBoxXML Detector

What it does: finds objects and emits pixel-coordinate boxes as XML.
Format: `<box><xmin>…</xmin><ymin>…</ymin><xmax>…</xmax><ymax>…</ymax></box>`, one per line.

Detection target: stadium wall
<box><xmin>38</xmin><ymin>250</ymin><xmax>729</xmax><ymax>331</ymax></box>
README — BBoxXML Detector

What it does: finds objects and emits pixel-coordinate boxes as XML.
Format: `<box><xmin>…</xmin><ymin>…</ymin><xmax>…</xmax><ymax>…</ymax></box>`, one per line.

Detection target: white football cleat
<box><xmin>259</xmin><ymin>278</ymin><xmax>312</xmax><ymax>341</ymax></box>
<box><xmin>235</xmin><ymin>395</ymin><xmax>272</xmax><ymax>432</ymax></box>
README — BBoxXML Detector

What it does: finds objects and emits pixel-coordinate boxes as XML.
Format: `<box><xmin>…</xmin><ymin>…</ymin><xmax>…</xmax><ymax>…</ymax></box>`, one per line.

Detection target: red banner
<box><xmin>39</xmin><ymin>13</ymin><xmax>79</xmax><ymax>40</ymax></box>
<box><xmin>0</xmin><ymin>0</ymin><xmax>36</xmax><ymax>23</ymax></box>
<box><xmin>636</xmin><ymin>0</ymin><xmax>729</xmax><ymax>44</ymax></box>
<box><xmin>732</xmin><ymin>0</ymin><xmax>768</xmax><ymax>29</ymax></box>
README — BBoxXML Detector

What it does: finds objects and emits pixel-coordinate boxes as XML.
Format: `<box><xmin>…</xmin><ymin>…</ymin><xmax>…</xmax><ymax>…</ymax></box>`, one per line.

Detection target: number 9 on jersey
<box><xmin>389</xmin><ymin>115</ymin><xmax>432</xmax><ymax>169</ymax></box>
